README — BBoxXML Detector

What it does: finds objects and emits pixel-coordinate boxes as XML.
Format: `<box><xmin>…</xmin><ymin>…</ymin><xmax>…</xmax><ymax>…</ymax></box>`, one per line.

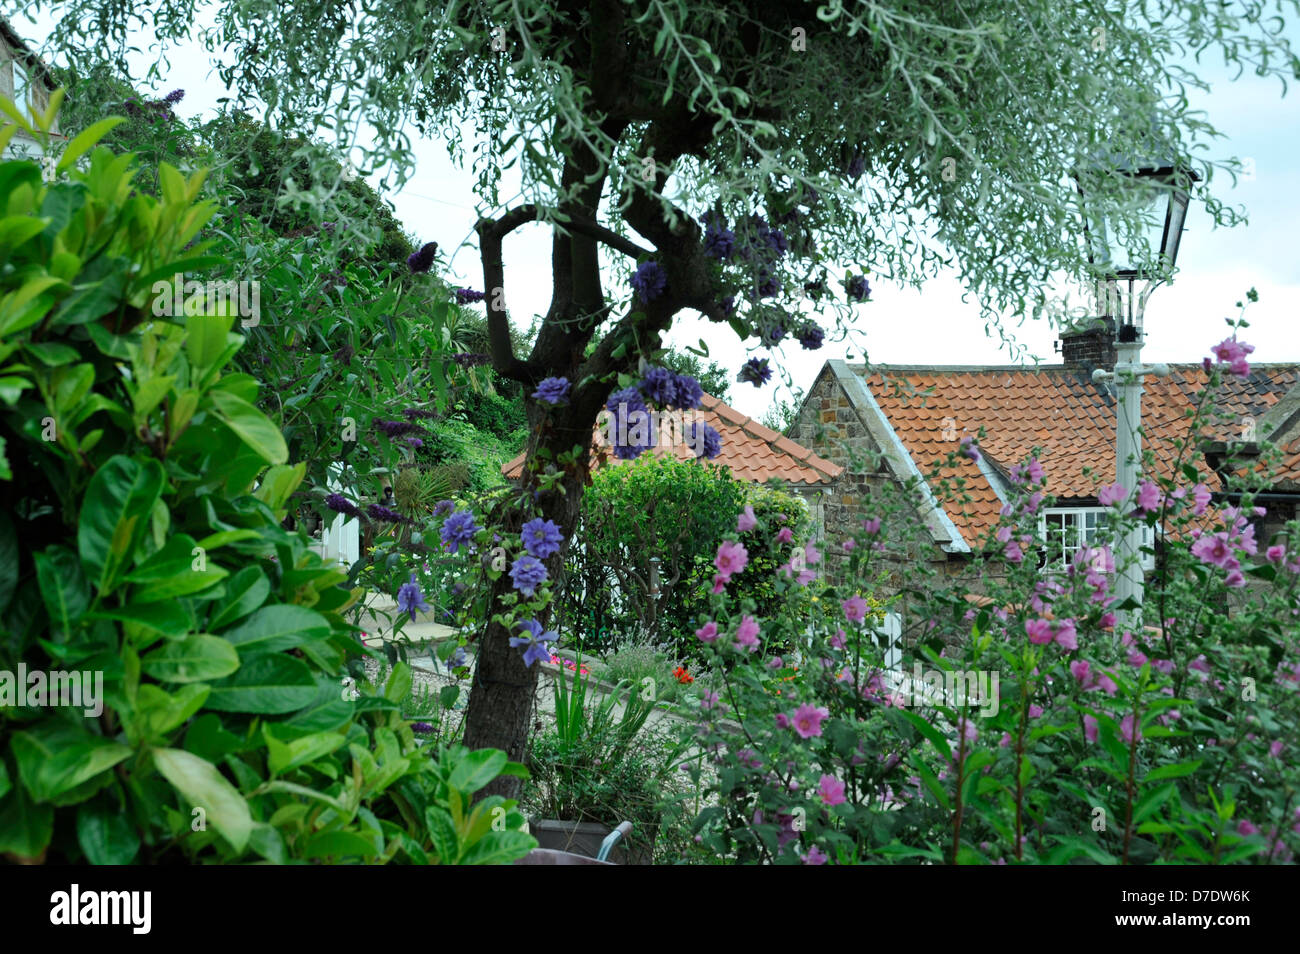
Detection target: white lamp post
<box><xmin>1073</xmin><ymin>159</ymin><xmax>1197</xmax><ymax>631</ymax></box>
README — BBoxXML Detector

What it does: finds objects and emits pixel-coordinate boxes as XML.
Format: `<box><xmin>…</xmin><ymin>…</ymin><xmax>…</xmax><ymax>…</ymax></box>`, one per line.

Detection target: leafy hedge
<box><xmin>557</xmin><ymin>454</ymin><xmax>811</xmax><ymax>661</ymax></box>
<box><xmin>0</xmin><ymin>105</ymin><xmax>533</xmax><ymax>864</ymax></box>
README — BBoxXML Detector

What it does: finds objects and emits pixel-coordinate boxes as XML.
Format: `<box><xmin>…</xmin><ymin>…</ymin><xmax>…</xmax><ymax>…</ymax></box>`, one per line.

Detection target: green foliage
<box><xmin>559</xmin><ymin>455</ymin><xmax>743</xmax><ymax>656</ymax></box>
<box><xmin>525</xmin><ymin>659</ymin><xmax>679</xmax><ymax>860</ymax></box>
<box><xmin>0</xmin><ymin>115</ymin><xmax>531</xmax><ymax>864</ymax></box>
<box><xmin>558</xmin><ymin>456</ymin><xmax>811</xmax><ymax>661</ymax></box>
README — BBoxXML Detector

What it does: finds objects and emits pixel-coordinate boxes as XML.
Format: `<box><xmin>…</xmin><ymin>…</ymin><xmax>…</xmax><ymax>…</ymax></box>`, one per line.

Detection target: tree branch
<box><xmin>477</xmin><ymin>205</ymin><xmax>540</xmax><ymax>382</ymax></box>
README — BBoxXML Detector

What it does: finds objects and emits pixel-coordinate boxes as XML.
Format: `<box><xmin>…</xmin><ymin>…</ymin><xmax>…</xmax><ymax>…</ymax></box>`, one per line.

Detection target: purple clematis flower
<box><xmin>440</xmin><ymin>509</ymin><xmax>480</xmax><ymax>553</ymax></box>
<box><xmin>521</xmin><ymin>518</ymin><xmax>564</xmax><ymax>559</ymax></box>
<box><xmin>510</xmin><ymin>619</ymin><xmax>557</xmax><ymax>667</ymax></box>
<box><xmin>631</xmin><ymin>261</ymin><xmax>667</xmax><ymax>302</ymax></box>
<box><xmin>533</xmin><ymin>376</ymin><xmax>570</xmax><ymax>405</ymax></box>
<box><xmin>396</xmin><ymin>572</ymin><xmax>430</xmax><ymax>622</ymax></box>
<box><xmin>509</xmin><ymin>555</ymin><xmax>549</xmax><ymax>596</ymax></box>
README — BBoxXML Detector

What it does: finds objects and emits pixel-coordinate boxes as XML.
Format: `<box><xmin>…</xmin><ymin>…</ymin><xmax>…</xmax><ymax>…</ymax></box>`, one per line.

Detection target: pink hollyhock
<box><xmin>774</xmin><ymin>712</ymin><xmax>791</xmax><ymax>729</ymax></box>
<box><xmin>700</xmin><ymin>691</ymin><xmax>720</xmax><ymax>710</ymax></box>
<box><xmin>1127</xmin><ymin>650</ymin><xmax>1147</xmax><ymax>667</ymax></box>
<box><xmin>1237</xmin><ymin>819</ymin><xmax>1259</xmax><ymax>836</ymax></box>
<box><xmin>862</xmin><ymin>517</ymin><xmax>881</xmax><ymax>534</ymax></box>
<box><xmin>734</xmin><ymin>615</ymin><xmax>761</xmax><ymax>651</ymax></box>
<box><xmin>830</xmin><ymin>629</ymin><xmax>847</xmax><ymax>650</ymax></box>
<box><xmin>1099</xmin><ymin>612</ymin><xmax>1117</xmax><ymax>629</ymax></box>
<box><xmin>1028</xmin><ymin>704</ymin><xmax>1044</xmax><ymax>719</ymax></box>
<box><xmin>1095</xmin><ymin>672</ymin><xmax>1118</xmax><ymax>696</ymax></box>
<box><xmin>775</xmin><ymin>526</ymin><xmax>794</xmax><ymax>544</ymax></box>
<box><xmin>999</xmin><ymin>732</ymin><xmax>1011</xmax><ymax>748</ymax></box>
<box><xmin>1225</xmin><ymin>569</ymin><xmax>1246</xmax><ymax>588</ymax></box>
<box><xmin>1084</xmin><ymin>715</ymin><xmax>1099</xmax><ymax>743</ymax></box>
<box><xmin>1025</xmin><ymin>618</ymin><xmax>1054</xmax><ymax>645</ymax></box>
<box><xmin>817</xmin><ymin>774</ymin><xmax>847</xmax><ymax>806</ymax></box>
<box><xmin>842</xmin><ymin>538</ymin><xmax>856</xmax><ymax>552</ymax></box>
<box><xmin>695</xmin><ymin>621</ymin><xmax>719</xmax><ymax>643</ymax></box>
<box><xmin>1070</xmin><ymin>659</ymin><xmax>1092</xmax><ymax>684</ymax></box>
<box><xmin>796</xmin><ymin>569</ymin><xmax>816</xmax><ymax>586</ymax></box>
<box><xmin>711</xmin><ymin>574</ymin><xmax>726</xmax><ymax>594</ymax></box>
<box><xmin>768</xmin><ymin>656</ymin><xmax>784</xmax><ymax>669</ymax></box>
<box><xmin>995</xmin><ymin>526</ymin><xmax>1012</xmax><ymax>544</ymax></box>
<box><xmin>1151</xmin><ymin>659</ymin><xmax>1175</xmax><ymax>675</ymax></box>
<box><xmin>792</xmin><ymin>703</ymin><xmax>830</xmax><ymax>738</ymax></box>
<box><xmin>960</xmin><ymin>436</ymin><xmax>981</xmax><ymax>461</ymax></box>
<box><xmin>803</xmin><ymin>845</ymin><xmax>828</xmax><ymax>865</ymax></box>
<box><xmin>804</xmin><ymin>540</ymin><xmax>822</xmax><ymax>565</ymax></box>
<box><xmin>1099</xmin><ymin>482</ymin><xmax>1126</xmax><ymax>507</ymax></box>
<box><xmin>842</xmin><ymin>595</ymin><xmax>869</xmax><ymax>623</ymax></box>
<box><xmin>1188</xmin><ymin>654</ymin><xmax>1210</xmax><ymax>674</ymax></box>
<box><xmin>1120</xmin><ymin>713</ymin><xmax>1142</xmax><ymax>745</ymax></box>
<box><xmin>714</xmin><ymin>540</ymin><xmax>749</xmax><ymax>579</ymax></box>
<box><xmin>736</xmin><ymin>504</ymin><xmax>757</xmax><ymax>533</ymax></box>
<box><xmin>1267</xmin><ymin>544</ymin><xmax>1287</xmax><ymax>564</ymax></box>
<box><xmin>1134</xmin><ymin>480</ymin><xmax>1164</xmax><ymax>515</ymax></box>
<box><xmin>1191</xmin><ymin>483</ymin><xmax>1212</xmax><ymax>516</ymax></box>
<box><xmin>1270</xmin><ymin>740</ymin><xmax>1284</xmax><ymax>758</ymax></box>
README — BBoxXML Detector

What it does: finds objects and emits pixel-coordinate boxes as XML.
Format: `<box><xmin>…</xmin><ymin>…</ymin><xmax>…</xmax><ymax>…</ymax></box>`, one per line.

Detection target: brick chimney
<box><xmin>1058</xmin><ymin>318</ymin><xmax>1116</xmax><ymax>371</ymax></box>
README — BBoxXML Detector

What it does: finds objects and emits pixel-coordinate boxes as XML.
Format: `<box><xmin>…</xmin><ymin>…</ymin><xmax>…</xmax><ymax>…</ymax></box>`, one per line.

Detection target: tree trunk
<box><xmin>462</xmin><ymin>402</ymin><xmax>594</xmax><ymax>799</ymax></box>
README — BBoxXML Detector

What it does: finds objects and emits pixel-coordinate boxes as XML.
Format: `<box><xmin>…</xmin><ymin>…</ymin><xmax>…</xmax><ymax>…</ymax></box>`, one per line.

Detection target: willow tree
<box><xmin>35</xmin><ymin>0</ymin><xmax>1299</xmax><ymax>787</ymax></box>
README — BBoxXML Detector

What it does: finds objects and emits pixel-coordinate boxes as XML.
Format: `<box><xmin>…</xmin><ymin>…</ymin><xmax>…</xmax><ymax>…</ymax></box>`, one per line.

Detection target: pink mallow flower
<box><xmin>775</xmin><ymin>526</ymin><xmax>794</xmax><ymax>545</ymax></box>
<box><xmin>734</xmin><ymin>615</ymin><xmax>761</xmax><ymax>651</ymax></box>
<box><xmin>1025</xmin><ymin>618</ymin><xmax>1054</xmax><ymax>645</ymax></box>
<box><xmin>842</xmin><ymin>595</ymin><xmax>869</xmax><ymax>624</ymax></box>
<box><xmin>862</xmin><ymin>517</ymin><xmax>881</xmax><ymax>534</ymax></box>
<box><xmin>803</xmin><ymin>845</ymin><xmax>828</xmax><ymax>865</ymax></box>
<box><xmin>714</xmin><ymin>540</ymin><xmax>749</xmax><ymax>580</ymax></box>
<box><xmin>842</xmin><ymin>538</ymin><xmax>856</xmax><ymax>552</ymax></box>
<box><xmin>1191</xmin><ymin>483</ymin><xmax>1212</xmax><ymax>516</ymax></box>
<box><xmin>1070</xmin><ymin>660</ymin><xmax>1092</xmax><ymax>684</ymax></box>
<box><xmin>1099</xmin><ymin>482</ymin><xmax>1126</xmax><ymax>507</ymax></box>
<box><xmin>830</xmin><ymin>629</ymin><xmax>847</xmax><ymax>650</ymax></box>
<box><xmin>1084</xmin><ymin>715</ymin><xmax>1099</xmax><ymax>743</ymax></box>
<box><xmin>791</xmin><ymin>703</ymin><xmax>830</xmax><ymax>739</ymax></box>
<box><xmin>1267</xmin><ymin>544</ymin><xmax>1287</xmax><ymax>564</ymax></box>
<box><xmin>817</xmin><ymin>774</ymin><xmax>847</xmax><ymax>806</ymax></box>
<box><xmin>695</xmin><ymin>621</ymin><xmax>719</xmax><ymax>643</ymax></box>
<box><xmin>1134</xmin><ymin>480</ymin><xmax>1164</xmax><ymax>515</ymax></box>
<box><xmin>1054</xmin><ymin>618</ymin><xmax>1078</xmax><ymax>651</ymax></box>
<box><xmin>1211</xmin><ymin>337</ymin><xmax>1254</xmax><ymax>379</ymax></box>
<box><xmin>736</xmin><ymin>505</ymin><xmax>757</xmax><ymax>533</ymax></box>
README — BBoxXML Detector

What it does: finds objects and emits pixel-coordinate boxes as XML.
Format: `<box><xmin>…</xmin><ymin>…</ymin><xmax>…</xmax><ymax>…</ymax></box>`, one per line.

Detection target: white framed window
<box><xmin>1038</xmin><ymin>507</ymin><xmax>1155</xmax><ymax>572</ymax></box>
<box><xmin>12</xmin><ymin>62</ymin><xmax>32</xmax><ymax>119</ymax></box>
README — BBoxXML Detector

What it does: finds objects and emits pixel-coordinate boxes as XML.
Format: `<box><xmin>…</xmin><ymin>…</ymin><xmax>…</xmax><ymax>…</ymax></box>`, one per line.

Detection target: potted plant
<box><xmin>524</xmin><ymin>656</ymin><xmax>670</xmax><ymax>864</ymax></box>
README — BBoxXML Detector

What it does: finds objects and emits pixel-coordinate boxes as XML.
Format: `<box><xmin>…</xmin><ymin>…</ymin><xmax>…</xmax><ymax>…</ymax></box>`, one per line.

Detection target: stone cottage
<box><xmin>791</xmin><ymin>321</ymin><xmax>1300</xmax><ymax>593</ymax></box>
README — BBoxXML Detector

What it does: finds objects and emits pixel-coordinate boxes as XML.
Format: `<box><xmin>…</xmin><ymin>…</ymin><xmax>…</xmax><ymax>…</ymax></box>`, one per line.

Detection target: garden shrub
<box><xmin>0</xmin><ymin>110</ymin><xmax>533</xmax><ymax>864</ymax></box>
<box><xmin>558</xmin><ymin>456</ymin><xmax>812</xmax><ymax>662</ymax></box>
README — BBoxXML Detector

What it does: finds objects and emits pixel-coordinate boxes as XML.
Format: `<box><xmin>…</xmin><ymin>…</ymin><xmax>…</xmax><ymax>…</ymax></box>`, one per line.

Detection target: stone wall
<box><xmin>791</xmin><ymin>365</ymin><xmax>967</xmax><ymax>597</ymax></box>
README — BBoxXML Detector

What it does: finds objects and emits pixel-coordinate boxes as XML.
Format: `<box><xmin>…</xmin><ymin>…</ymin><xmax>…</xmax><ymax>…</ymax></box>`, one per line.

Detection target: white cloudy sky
<box><xmin>11</xmin><ymin>6</ymin><xmax>1299</xmax><ymax>421</ymax></box>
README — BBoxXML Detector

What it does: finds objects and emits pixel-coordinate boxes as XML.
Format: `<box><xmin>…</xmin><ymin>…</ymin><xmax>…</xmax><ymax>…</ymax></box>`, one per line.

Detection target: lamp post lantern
<box><xmin>1072</xmin><ymin>159</ymin><xmax>1198</xmax><ymax>631</ymax></box>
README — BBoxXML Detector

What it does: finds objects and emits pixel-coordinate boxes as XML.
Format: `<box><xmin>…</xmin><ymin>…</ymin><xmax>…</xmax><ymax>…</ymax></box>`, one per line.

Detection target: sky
<box><xmin>9</xmin><ymin>6</ymin><xmax>1299</xmax><ymax>422</ymax></box>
